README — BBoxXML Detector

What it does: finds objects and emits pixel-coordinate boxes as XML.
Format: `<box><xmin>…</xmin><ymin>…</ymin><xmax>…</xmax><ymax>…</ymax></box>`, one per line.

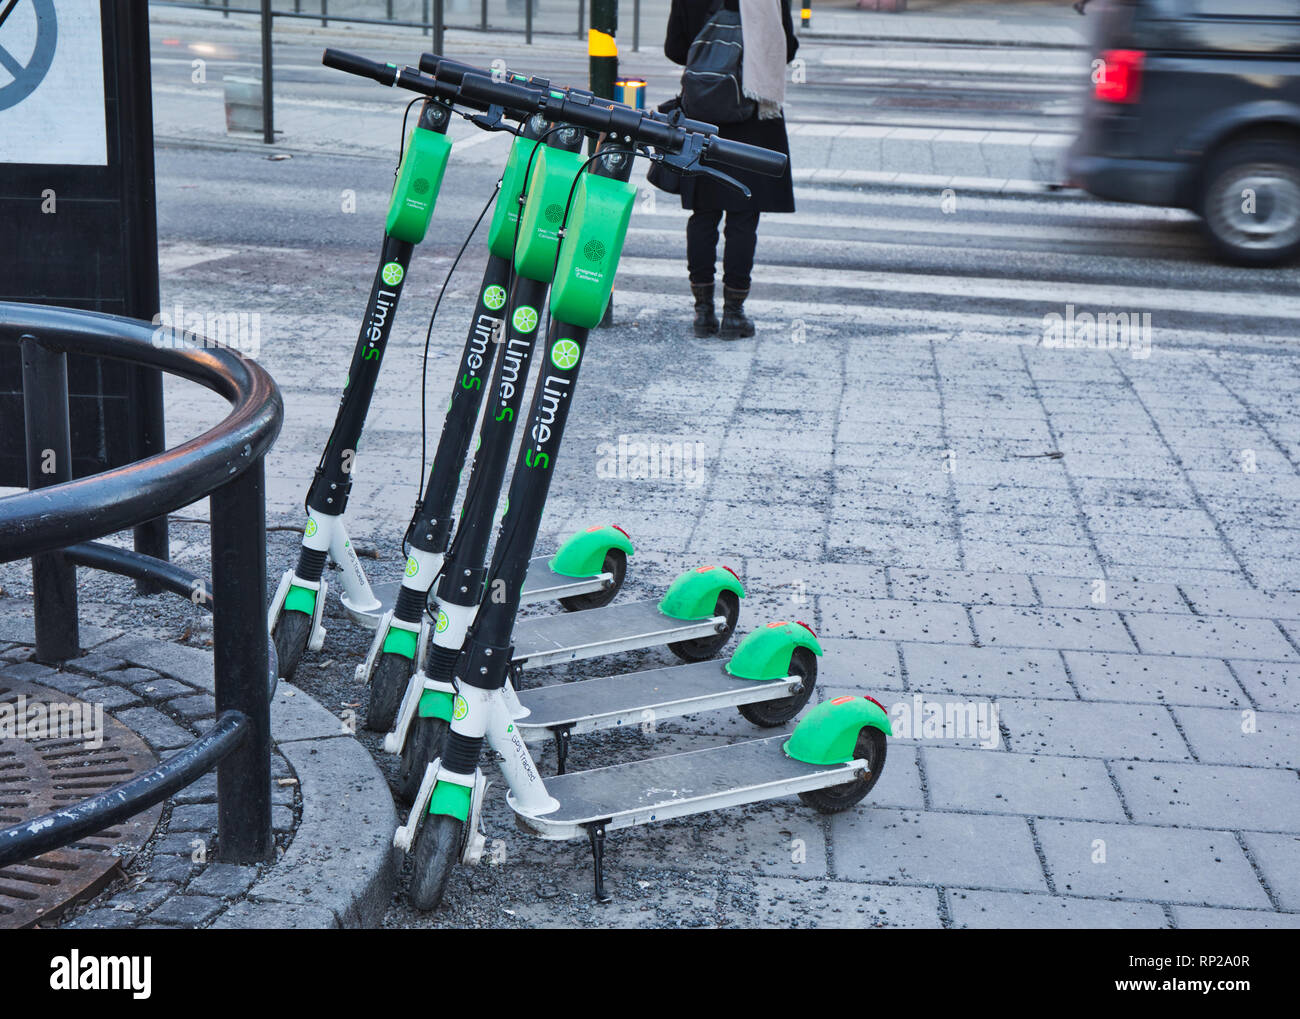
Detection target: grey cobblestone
<box><xmin>148</xmin><ymin>895</ymin><xmax>225</xmax><ymax>927</ymax></box>
<box><xmin>1064</xmin><ymin>651</ymin><xmax>1247</xmax><ymax>707</ymax></box>
<box><xmin>78</xmin><ymin>685</ymin><xmax>143</xmax><ymax>711</ymax></box>
<box><xmin>903</xmin><ymin>642</ymin><xmax>1073</xmax><ymax>698</ymax></box>
<box><xmin>1126</xmin><ymin>613</ymin><xmax>1298</xmax><ymax>661</ymax></box>
<box><xmin>113</xmin><ymin>707</ymin><xmax>195</xmax><ymax>751</ymax></box>
<box><xmin>186</xmin><ymin>863</ymin><xmax>260</xmax><ymax>900</ymax></box>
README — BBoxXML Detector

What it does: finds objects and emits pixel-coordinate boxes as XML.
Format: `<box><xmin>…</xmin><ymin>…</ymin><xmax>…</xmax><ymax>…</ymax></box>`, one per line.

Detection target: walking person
<box><xmin>665</xmin><ymin>0</ymin><xmax>799</xmax><ymax>339</ymax></box>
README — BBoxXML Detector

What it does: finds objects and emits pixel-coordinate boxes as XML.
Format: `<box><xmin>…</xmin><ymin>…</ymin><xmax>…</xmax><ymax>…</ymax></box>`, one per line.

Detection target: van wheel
<box><xmin>1200</xmin><ymin>137</ymin><xmax>1300</xmax><ymax>266</ymax></box>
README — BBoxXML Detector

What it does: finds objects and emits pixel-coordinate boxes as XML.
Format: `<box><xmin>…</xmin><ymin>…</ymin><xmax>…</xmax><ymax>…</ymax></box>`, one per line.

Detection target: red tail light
<box><xmin>1094</xmin><ymin>49</ymin><xmax>1144</xmax><ymax>104</ymax></box>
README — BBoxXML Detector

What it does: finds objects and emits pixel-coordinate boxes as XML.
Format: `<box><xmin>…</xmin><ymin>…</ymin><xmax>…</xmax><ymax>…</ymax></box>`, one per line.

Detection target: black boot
<box><xmin>719</xmin><ymin>286</ymin><xmax>755</xmax><ymax>340</ymax></box>
<box><xmin>691</xmin><ymin>283</ymin><xmax>718</xmax><ymax>337</ymax></box>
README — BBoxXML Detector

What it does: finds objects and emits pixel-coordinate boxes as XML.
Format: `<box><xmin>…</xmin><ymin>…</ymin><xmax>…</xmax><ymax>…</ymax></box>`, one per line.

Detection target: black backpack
<box><xmin>681</xmin><ymin>1</ymin><xmax>756</xmax><ymax>125</ymax></box>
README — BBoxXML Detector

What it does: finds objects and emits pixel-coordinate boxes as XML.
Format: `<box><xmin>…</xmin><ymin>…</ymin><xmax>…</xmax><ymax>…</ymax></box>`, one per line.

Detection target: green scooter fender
<box><xmin>417</xmin><ymin>688</ymin><xmax>454</xmax><ymax>721</ymax></box>
<box><xmin>381</xmin><ymin>626</ymin><xmax>419</xmax><ymax>660</ymax></box>
<box><xmin>427</xmin><ymin>779</ymin><xmax>472</xmax><ymax>822</ymax></box>
<box><xmin>784</xmin><ymin>695</ymin><xmax>892</xmax><ymax>766</ymax></box>
<box><xmin>550</xmin><ymin>525</ymin><xmax>635</xmax><ymax>579</ymax></box>
<box><xmin>726</xmin><ymin>621</ymin><xmax>823</xmax><ymax>681</ymax></box>
<box><xmin>658</xmin><ymin>565</ymin><xmax>746</xmax><ymax>621</ymax></box>
<box><xmin>284</xmin><ymin>585</ymin><xmax>317</xmax><ymax>616</ymax></box>
<box><xmin>385</xmin><ymin>125</ymin><xmax>452</xmax><ymax>244</ymax></box>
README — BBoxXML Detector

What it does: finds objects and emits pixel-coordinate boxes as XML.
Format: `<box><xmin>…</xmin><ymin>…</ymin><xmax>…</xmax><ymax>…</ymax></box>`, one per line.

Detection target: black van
<box><xmin>1066</xmin><ymin>0</ymin><xmax>1300</xmax><ymax>265</ymax></box>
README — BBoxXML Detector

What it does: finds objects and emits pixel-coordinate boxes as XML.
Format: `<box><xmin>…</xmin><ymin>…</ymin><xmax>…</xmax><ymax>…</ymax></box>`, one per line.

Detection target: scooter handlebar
<box><xmin>322</xmin><ymin>48</ymin><xmax>398</xmax><ymax>87</ymax></box>
<box><xmin>418</xmin><ymin>53</ymin><xmax>480</xmax><ymax>84</ymax></box>
<box><xmin>701</xmin><ymin>135</ymin><xmax>788</xmax><ymax>178</ymax></box>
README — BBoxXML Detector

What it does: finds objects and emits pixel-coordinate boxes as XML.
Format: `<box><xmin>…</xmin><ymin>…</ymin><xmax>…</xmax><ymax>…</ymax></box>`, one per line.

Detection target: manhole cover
<box><xmin>0</xmin><ymin>676</ymin><xmax>163</xmax><ymax>928</ymax></box>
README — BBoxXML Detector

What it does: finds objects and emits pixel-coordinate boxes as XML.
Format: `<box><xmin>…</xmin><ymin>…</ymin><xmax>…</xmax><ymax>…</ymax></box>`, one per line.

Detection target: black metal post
<box><xmin>434</xmin><ymin>0</ymin><xmax>444</xmax><ymax>49</ymax></box>
<box><xmin>211</xmin><ymin>462</ymin><xmax>273</xmax><ymax>864</ymax></box>
<box><xmin>321</xmin><ymin>0</ymin><xmax>329</xmax><ymax>28</ymax></box>
<box><xmin>261</xmin><ymin>0</ymin><xmax>274</xmax><ymax>144</ymax></box>
<box><xmin>20</xmin><ymin>335</ymin><xmax>78</xmax><ymax>663</ymax></box>
<box><xmin>525</xmin><ymin>0</ymin><xmax>532</xmax><ymax>44</ymax></box>
<box><xmin>633</xmin><ymin>0</ymin><xmax>639</xmax><ymax>51</ymax></box>
<box><xmin>578</xmin><ymin>0</ymin><xmax>585</xmax><ymax>40</ymax></box>
<box><xmin>481</xmin><ymin>0</ymin><xmax>488</xmax><ymax>30</ymax></box>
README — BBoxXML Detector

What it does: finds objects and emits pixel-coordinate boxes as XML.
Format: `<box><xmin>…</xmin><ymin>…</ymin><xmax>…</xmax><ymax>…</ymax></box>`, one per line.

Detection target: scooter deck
<box><xmin>349</xmin><ymin>554</ymin><xmax>612</xmax><ymax>629</ymax></box>
<box><xmin>513</xmin><ymin>660</ymin><xmax>801</xmax><ymax>740</ymax></box>
<box><xmin>512</xmin><ymin>600</ymin><xmax>721</xmax><ymax>670</ymax></box>
<box><xmin>509</xmin><ymin>735</ymin><xmax>864</xmax><ymax>840</ymax></box>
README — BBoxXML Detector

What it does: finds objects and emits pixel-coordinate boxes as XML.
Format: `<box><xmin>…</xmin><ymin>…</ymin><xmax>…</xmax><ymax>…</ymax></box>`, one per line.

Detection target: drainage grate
<box><xmin>0</xmin><ymin>676</ymin><xmax>163</xmax><ymax>928</ymax></box>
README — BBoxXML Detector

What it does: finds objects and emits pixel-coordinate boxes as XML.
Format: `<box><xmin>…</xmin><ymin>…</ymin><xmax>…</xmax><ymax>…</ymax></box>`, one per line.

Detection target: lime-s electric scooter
<box><xmin>325</xmin><ymin>55</ymin><xmax>891</xmax><ymax>908</ymax></box>
<box><xmin>268</xmin><ymin>73</ymin><xmax>633</xmax><ymax>690</ymax></box>
<box><xmin>332</xmin><ymin>55</ymin><xmax>752</xmax><ymax>778</ymax></box>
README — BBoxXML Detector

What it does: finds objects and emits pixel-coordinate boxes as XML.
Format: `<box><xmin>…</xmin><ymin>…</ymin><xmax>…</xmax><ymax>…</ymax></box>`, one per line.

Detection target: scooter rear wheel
<box><xmin>272</xmin><ymin>611</ymin><xmax>312</xmax><ymax>682</ymax></box>
<box><xmin>408</xmin><ymin>812</ymin><xmax>463</xmax><ymax>911</ymax></box>
<box><xmin>667</xmin><ymin>590</ymin><xmax>741</xmax><ymax>663</ymax></box>
<box><xmin>397</xmin><ymin>715</ymin><xmax>448</xmax><ymax>803</ymax></box>
<box><xmin>366</xmin><ymin>651</ymin><xmax>415</xmax><ymax>732</ymax></box>
<box><xmin>797</xmin><ymin>727</ymin><xmax>887</xmax><ymax>814</ymax></box>
<box><xmin>558</xmin><ymin>549</ymin><xmax>627</xmax><ymax>612</ymax></box>
<box><xmin>738</xmin><ymin>647</ymin><xmax>818</xmax><ymax>727</ymax></box>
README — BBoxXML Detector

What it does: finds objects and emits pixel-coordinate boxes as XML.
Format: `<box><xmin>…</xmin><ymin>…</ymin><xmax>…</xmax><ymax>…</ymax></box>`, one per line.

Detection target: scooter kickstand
<box><xmin>552</xmin><ymin>726</ymin><xmax>573</xmax><ymax>775</ymax></box>
<box><xmin>586</xmin><ymin>821</ymin><xmax>613</xmax><ymax>904</ymax></box>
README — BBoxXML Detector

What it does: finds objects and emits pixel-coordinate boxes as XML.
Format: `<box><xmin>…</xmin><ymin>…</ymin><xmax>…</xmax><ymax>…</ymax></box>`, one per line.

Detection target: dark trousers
<box><xmin>686</xmin><ymin>208</ymin><xmax>760</xmax><ymax>291</ymax></box>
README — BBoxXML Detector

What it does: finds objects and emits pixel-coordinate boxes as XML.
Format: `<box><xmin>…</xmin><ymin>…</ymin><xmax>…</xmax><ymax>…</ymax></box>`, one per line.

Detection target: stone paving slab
<box><xmin>831</xmin><ymin>809</ymin><xmax>1047</xmax><ymax>892</ymax></box>
<box><xmin>948</xmin><ymin>889</ymin><xmax>1169</xmax><ymax>930</ymax></box>
<box><xmin>1114</xmin><ymin>762</ymin><xmax>1300</xmax><ymax>833</ymax></box>
<box><xmin>997</xmin><ymin>697</ymin><xmax>1189</xmax><ymax>760</ymax></box>
<box><xmin>922</xmin><ymin>747</ymin><xmax>1126</xmax><ymax>822</ymax></box>
<box><xmin>1033</xmin><ymin>820</ymin><xmax>1271</xmax><ymax>909</ymax></box>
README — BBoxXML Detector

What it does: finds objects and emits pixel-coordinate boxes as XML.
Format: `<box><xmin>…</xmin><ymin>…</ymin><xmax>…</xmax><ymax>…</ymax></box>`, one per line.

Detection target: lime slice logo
<box><xmin>404</xmin><ymin>557</ymin><xmax>419</xmax><ymax>578</ymax></box>
<box><xmin>435</xmin><ymin>610</ymin><xmax>449</xmax><ymax>634</ymax></box>
<box><xmin>381</xmin><ymin>261</ymin><xmax>404</xmax><ymax>287</ymax></box>
<box><xmin>512</xmin><ymin>305</ymin><xmax>538</xmax><ymax>333</ymax></box>
<box><xmin>413</xmin><ymin>177</ymin><xmax>430</xmax><ymax>195</ymax></box>
<box><xmin>304</xmin><ymin>518</ymin><xmax>317</xmax><ymax>538</ymax></box>
<box><xmin>550</xmin><ymin>338</ymin><xmax>581</xmax><ymax>370</ymax></box>
<box><xmin>584</xmin><ymin>239</ymin><xmax>606</xmax><ymax>263</ymax></box>
<box><xmin>545</xmin><ymin>202</ymin><xmax>565</xmax><ymax>224</ymax></box>
<box><xmin>452</xmin><ymin>695</ymin><xmax>468</xmax><ymax>721</ymax></box>
<box><xmin>483</xmin><ymin>284</ymin><xmax>507</xmax><ymax>310</ymax></box>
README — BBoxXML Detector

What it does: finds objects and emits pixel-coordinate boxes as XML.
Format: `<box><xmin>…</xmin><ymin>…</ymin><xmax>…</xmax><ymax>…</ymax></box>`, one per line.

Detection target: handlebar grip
<box><xmin>418</xmin><ymin>54</ymin><xmax>480</xmax><ymax>85</ymax></box>
<box><xmin>458</xmin><ymin>72</ymin><xmax>544</xmax><ymax>115</ymax></box>
<box><xmin>701</xmin><ymin>136</ymin><xmax>788</xmax><ymax>178</ymax></box>
<box><xmin>322</xmin><ymin>49</ymin><xmax>397</xmax><ymax>87</ymax></box>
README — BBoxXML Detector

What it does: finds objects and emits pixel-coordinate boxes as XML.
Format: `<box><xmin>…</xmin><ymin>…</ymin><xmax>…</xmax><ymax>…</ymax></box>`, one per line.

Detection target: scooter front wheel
<box><xmin>798</xmin><ymin>727</ymin><xmax>887</xmax><ymax>814</ymax></box>
<box><xmin>397</xmin><ymin>715</ymin><xmax>448</xmax><ymax>803</ymax></box>
<box><xmin>667</xmin><ymin>590</ymin><xmax>740</xmax><ymax>662</ymax></box>
<box><xmin>366</xmin><ymin>652</ymin><xmax>415</xmax><ymax>732</ymax></box>
<box><xmin>272</xmin><ymin>611</ymin><xmax>312</xmax><ymax>682</ymax></box>
<box><xmin>738</xmin><ymin>647</ymin><xmax>818</xmax><ymax>727</ymax></box>
<box><xmin>408</xmin><ymin>812</ymin><xmax>463</xmax><ymax>911</ymax></box>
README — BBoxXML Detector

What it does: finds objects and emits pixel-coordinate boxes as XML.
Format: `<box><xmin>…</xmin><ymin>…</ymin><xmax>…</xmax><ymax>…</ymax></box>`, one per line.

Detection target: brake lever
<box><xmin>655</xmin><ymin>134</ymin><xmax>752</xmax><ymax>199</ymax></box>
<box><xmin>466</xmin><ymin>103</ymin><xmax>512</xmax><ymax>133</ymax></box>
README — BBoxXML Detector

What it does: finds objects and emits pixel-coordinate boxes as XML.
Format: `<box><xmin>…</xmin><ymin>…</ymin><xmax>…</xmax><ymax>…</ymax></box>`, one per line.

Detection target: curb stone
<box><xmin>0</xmin><ymin>612</ymin><xmax>396</xmax><ymax>930</ymax></box>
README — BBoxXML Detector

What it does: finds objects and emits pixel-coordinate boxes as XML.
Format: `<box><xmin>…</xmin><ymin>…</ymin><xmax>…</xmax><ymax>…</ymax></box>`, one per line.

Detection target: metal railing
<box><xmin>0</xmin><ymin>303</ymin><xmax>284</xmax><ymax>868</ymax></box>
<box><xmin>150</xmin><ymin>0</ymin><xmax>651</xmax><ymax>143</ymax></box>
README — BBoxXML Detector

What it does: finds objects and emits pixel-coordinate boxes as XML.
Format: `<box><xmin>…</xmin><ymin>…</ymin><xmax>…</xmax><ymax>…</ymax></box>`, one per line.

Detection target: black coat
<box><xmin>665</xmin><ymin>0</ymin><xmax>798</xmax><ymax>213</ymax></box>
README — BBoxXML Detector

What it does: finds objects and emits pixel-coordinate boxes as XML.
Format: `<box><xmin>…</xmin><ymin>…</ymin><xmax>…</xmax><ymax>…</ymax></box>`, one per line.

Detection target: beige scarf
<box><xmin>740</xmin><ymin>0</ymin><xmax>787</xmax><ymax>119</ymax></box>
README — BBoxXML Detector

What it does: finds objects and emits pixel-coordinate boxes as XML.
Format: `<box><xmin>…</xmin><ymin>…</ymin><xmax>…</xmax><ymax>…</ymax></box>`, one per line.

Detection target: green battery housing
<box><xmin>511</xmin><ymin>144</ymin><xmax>586</xmax><ymax>283</ymax></box>
<box><xmin>488</xmin><ymin>135</ymin><xmax>535</xmax><ymax>260</ymax></box>
<box><xmin>548</xmin><ymin>172</ymin><xmax>636</xmax><ymax>328</ymax></box>
<box><xmin>385</xmin><ymin>126</ymin><xmax>452</xmax><ymax>244</ymax></box>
